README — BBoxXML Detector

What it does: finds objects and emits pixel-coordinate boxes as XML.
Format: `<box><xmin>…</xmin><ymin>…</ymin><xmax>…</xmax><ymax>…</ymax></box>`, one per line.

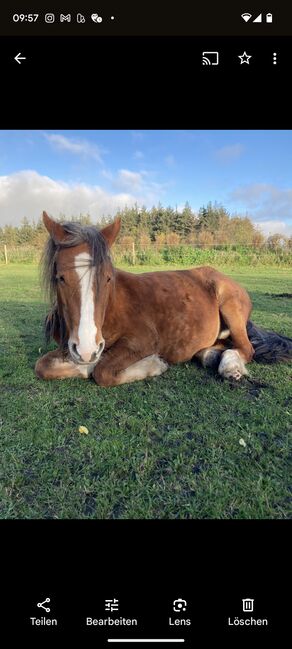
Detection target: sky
<box><xmin>0</xmin><ymin>129</ymin><xmax>292</xmax><ymax>236</ymax></box>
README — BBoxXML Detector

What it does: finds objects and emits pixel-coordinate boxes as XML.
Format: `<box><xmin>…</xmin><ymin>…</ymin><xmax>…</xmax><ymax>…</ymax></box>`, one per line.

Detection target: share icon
<box><xmin>37</xmin><ymin>597</ymin><xmax>51</xmax><ymax>613</ymax></box>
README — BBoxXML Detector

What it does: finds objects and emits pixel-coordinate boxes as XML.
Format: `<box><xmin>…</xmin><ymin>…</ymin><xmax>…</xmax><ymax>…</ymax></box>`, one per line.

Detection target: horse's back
<box><xmin>117</xmin><ymin>265</ymin><xmax>249</xmax><ymax>305</ymax></box>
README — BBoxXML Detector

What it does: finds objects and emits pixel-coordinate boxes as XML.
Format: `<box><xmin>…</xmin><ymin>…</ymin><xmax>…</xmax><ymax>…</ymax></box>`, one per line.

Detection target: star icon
<box><xmin>238</xmin><ymin>51</ymin><xmax>252</xmax><ymax>64</ymax></box>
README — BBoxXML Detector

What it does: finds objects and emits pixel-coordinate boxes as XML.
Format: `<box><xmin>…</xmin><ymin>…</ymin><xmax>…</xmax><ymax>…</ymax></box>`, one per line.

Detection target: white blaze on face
<box><xmin>74</xmin><ymin>252</ymin><xmax>98</xmax><ymax>362</ymax></box>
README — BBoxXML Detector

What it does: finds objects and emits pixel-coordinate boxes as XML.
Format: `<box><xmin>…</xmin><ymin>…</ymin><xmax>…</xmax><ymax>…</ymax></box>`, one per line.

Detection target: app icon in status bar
<box><xmin>43</xmin><ymin>13</ymin><xmax>115</xmax><ymax>23</ymax></box>
<box><xmin>45</xmin><ymin>13</ymin><xmax>55</xmax><ymax>23</ymax></box>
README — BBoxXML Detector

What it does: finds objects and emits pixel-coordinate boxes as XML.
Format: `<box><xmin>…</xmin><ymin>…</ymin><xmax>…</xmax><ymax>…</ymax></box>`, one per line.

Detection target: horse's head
<box><xmin>42</xmin><ymin>211</ymin><xmax>121</xmax><ymax>365</ymax></box>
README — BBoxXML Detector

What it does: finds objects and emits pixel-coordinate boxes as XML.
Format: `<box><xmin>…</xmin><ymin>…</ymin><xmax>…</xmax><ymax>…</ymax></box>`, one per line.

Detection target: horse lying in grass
<box><xmin>35</xmin><ymin>212</ymin><xmax>292</xmax><ymax>387</ymax></box>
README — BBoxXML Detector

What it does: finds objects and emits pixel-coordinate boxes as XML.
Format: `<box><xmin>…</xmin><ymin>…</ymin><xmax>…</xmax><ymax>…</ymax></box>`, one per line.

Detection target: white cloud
<box><xmin>114</xmin><ymin>169</ymin><xmax>145</xmax><ymax>191</ymax></box>
<box><xmin>230</xmin><ymin>183</ymin><xmax>272</xmax><ymax>207</ymax></box>
<box><xmin>112</xmin><ymin>168</ymin><xmax>168</xmax><ymax>203</ymax></box>
<box><xmin>0</xmin><ymin>161</ymin><xmax>171</xmax><ymax>226</ymax></box>
<box><xmin>230</xmin><ymin>183</ymin><xmax>292</xmax><ymax>227</ymax></box>
<box><xmin>254</xmin><ymin>220</ymin><xmax>292</xmax><ymax>236</ymax></box>
<box><xmin>0</xmin><ymin>171</ymin><xmax>138</xmax><ymax>226</ymax></box>
<box><xmin>44</xmin><ymin>133</ymin><xmax>106</xmax><ymax>163</ymax></box>
<box><xmin>215</xmin><ymin>143</ymin><xmax>245</xmax><ymax>162</ymax></box>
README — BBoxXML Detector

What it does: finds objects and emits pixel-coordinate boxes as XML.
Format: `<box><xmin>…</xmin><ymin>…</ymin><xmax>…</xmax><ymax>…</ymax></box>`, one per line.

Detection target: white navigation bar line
<box><xmin>108</xmin><ymin>641</ymin><xmax>185</xmax><ymax>644</ymax></box>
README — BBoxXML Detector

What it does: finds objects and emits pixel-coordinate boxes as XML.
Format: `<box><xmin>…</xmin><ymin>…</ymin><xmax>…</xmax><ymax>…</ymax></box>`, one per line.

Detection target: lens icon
<box><xmin>45</xmin><ymin>13</ymin><xmax>55</xmax><ymax>23</ymax></box>
<box><xmin>91</xmin><ymin>13</ymin><xmax>102</xmax><ymax>23</ymax></box>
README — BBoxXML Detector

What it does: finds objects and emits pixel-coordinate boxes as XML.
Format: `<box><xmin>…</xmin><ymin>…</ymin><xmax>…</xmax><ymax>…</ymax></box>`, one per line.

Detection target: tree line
<box><xmin>1</xmin><ymin>202</ymin><xmax>291</xmax><ymax>250</ymax></box>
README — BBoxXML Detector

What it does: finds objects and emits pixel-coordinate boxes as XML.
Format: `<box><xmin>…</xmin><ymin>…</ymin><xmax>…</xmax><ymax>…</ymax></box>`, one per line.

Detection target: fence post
<box><xmin>132</xmin><ymin>242</ymin><xmax>136</xmax><ymax>265</ymax></box>
<box><xmin>4</xmin><ymin>244</ymin><xmax>8</xmax><ymax>264</ymax></box>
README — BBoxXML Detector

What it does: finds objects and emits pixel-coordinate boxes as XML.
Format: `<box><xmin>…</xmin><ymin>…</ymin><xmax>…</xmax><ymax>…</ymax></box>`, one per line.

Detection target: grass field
<box><xmin>0</xmin><ymin>263</ymin><xmax>291</xmax><ymax>519</ymax></box>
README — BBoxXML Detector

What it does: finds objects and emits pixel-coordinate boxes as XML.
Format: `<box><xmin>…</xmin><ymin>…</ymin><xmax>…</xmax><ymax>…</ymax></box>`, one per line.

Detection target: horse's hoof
<box><xmin>218</xmin><ymin>350</ymin><xmax>248</xmax><ymax>380</ymax></box>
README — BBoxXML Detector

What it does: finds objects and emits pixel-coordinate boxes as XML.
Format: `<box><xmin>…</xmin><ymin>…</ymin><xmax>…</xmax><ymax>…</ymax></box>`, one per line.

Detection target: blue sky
<box><xmin>0</xmin><ymin>130</ymin><xmax>292</xmax><ymax>235</ymax></box>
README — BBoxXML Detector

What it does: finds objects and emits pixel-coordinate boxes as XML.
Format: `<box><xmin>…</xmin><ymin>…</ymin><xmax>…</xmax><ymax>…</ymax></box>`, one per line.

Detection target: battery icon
<box><xmin>266</xmin><ymin>13</ymin><xmax>273</xmax><ymax>23</ymax></box>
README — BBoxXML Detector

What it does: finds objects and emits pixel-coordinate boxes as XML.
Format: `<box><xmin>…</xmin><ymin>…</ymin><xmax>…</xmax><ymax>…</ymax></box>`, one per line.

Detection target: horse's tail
<box><xmin>247</xmin><ymin>320</ymin><xmax>292</xmax><ymax>363</ymax></box>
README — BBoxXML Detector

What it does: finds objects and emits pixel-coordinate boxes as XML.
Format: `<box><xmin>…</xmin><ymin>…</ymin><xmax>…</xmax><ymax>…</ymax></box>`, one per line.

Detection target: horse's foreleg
<box><xmin>218</xmin><ymin>297</ymin><xmax>254</xmax><ymax>380</ymax></box>
<box><xmin>35</xmin><ymin>349</ymin><xmax>92</xmax><ymax>380</ymax></box>
<box><xmin>196</xmin><ymin>342</ymin><xmax>228</xmax><ymax>369</ymax></box>
<box><xmin>93</xmin><ymin>341</ymin><xmax>168</xmax><ymax>387</ymax></box>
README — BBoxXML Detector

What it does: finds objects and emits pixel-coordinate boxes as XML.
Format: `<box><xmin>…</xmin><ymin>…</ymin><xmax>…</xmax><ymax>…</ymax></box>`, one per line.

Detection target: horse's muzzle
<box><xmin>69</xmin><ymin>340</ymin><xmax>105</xmax><ymax>365</ymax></box>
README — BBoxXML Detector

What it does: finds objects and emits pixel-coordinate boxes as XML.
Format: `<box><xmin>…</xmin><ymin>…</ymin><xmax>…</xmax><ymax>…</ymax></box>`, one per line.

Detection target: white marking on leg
<box><xmin>52</xmin><ymin>357</ymin><xmax>93</xmax><ymax>379</ymax></box>
<box><xmin>118</xmin><ymin>354</ymin><xmax>168</xmax><ymax>384</ymax></box>
<box><xmin>218</xmin><ymin>349</ymin><xmax>248</xmax><ymax>380</ymax></box>
<box><xmin>218</xmin><ymin>328</ymin><xmax>230</xmax><ymax>340</ymax></box>
<box><xmin>197</xmin><ymin>347</ymin><xmax>222</xmax><ymax>368</ymax></box>
<box><xmin>74</xmin><ymin>252</ymin><xmax>101</xmax><ymax>363</ymax></box>
<box><xmin>75</xmin><ymin>362</ymin><xmax>95</xmax><ymax>378</ymax></box>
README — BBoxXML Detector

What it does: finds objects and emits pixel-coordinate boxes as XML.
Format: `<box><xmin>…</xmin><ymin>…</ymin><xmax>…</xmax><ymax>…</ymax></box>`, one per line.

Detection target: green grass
<box><xmin>0</xmin><ymin>263</ymin><xmax>291</xmax><ymax>519</ymax></box>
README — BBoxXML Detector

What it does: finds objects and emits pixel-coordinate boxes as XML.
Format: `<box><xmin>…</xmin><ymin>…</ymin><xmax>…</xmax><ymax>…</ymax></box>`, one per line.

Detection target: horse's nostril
<box><xmin>90</xmin><ymin>342</ymin><xmax>104</xmax><ymax>362</ymax></box>
<box><xmin>97</xmin><ymin>341</ymin><xmax>104</xmax><ymax>354</ymax></box>
<box><xmin>72</xmin><ymin>343</ymin><xmax>80</xmax><ymax>358</ymax></box>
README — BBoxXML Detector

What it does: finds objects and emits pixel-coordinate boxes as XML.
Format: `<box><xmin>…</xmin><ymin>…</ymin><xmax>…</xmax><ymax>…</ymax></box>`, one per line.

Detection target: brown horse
<box><xmin>35</xmin><ymin>212</ymin><xmax>292</xmax><ymax>386</ymax></box>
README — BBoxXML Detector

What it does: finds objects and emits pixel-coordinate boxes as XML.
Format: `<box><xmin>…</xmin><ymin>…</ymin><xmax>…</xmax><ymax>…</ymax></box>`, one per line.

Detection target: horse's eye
<box><xmin>107</xmin><ymin>276</ymin><xmax>111</xmax><ymax>283</ymax></box>
<box><xmin>57</xmin><ymin>275</ymin><xmax>65</xmax><ymax>284</ymax></box>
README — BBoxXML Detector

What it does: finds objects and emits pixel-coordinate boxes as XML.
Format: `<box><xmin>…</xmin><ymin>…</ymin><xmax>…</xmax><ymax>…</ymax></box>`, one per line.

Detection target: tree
<box><xmin>139</xmin><ymin>232</ymin><xmax>151</xmax><ymax>247</ymax></box>
<box><xmin>197</xmin><ymin>230</ymin><xmax>214</xmax><ymax>247</ymax></box>
<box><xmin>173</xmin><ymin>202</ymin><xmax>195</xmax><ymax>240</ymax></box>
<box><xmin>196</xmin><ymin>202</ymin><xmax>229</xmax><ymax>235</ymax></box>
<box><xmin>287</xmin><ymin>236</ymin><xmax>292</xmax><ymax>250</ymax></box>
<box><xmin>267</xmin><ymin>233</ymin><xmax>287</xmax><ymax>250</ymax></box>
<box><xmin>18</xmin><ymin>217</ymin><xmax>34</xmax><ymax>244</ymax></box>
<box><xmin>252</xmin><ymin>228</ymin><xmax>265</xmax><ymax>248</ymax></box>
<box><xmin>227</xmin><ymin>216</ymin><xmax>255</xmax><ymax>245</ymax></box>
<box><xmin>166</xmin><ymin>232</ymin><xmax>180</xmax><ymax>245</ymax></box>
<box><xmin>149</xmin><ymin>203</ymin><xmax>168</xmax><ymax>240</ymax></box>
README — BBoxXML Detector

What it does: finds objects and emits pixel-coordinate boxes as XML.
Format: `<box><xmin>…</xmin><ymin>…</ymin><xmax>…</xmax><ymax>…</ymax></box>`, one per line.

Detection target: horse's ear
<box><xmin>100</xmin><ymin>217</ymin><xmax>121</xmax><ymax>248</ymax></box>
<box><xmin>43</xmin><ymin>211</ymin><xmax>67</xmax><ymax>243</ymax></box>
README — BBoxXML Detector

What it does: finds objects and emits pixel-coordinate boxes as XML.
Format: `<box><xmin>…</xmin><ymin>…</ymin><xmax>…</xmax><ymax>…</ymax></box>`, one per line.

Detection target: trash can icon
<box><xmin>242</xmin><ymin>598</ymin><xmax>254</xmax><ymax>612</ymax></box>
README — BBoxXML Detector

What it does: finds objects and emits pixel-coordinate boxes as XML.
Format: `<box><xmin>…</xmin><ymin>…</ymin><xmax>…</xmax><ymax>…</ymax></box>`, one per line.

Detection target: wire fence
<box><xmin>1</xmin><ymin>241</ymin><xmax>292</xmax><ymax>267</ymax></box>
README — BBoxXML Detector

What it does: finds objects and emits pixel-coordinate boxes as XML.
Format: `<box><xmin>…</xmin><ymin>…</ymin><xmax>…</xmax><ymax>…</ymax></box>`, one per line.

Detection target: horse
<box><xmin>35</xmin><ymin>212</ymin><xmax>292</xmax><ymax>386</ymax></box>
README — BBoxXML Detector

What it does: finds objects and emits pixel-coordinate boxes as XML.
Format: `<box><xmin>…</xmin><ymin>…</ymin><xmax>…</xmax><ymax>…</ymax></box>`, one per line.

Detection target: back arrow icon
<box><xmin>14</xmin><ymin>53</ymin><xmax>26</xmax><ymax>64</ymax></box>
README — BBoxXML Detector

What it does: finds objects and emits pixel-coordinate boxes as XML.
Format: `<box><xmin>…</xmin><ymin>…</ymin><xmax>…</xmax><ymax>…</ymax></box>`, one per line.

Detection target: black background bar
<box><xmin>1</xmin><ymin>3</ymin><xmax>292</xmax><ymax>36</ymax></box>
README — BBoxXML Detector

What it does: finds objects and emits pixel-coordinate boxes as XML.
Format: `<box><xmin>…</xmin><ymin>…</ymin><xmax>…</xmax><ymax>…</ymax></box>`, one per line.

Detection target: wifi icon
<box><xmin>241</xmin><ymin>13</ymin><xmax>252</xmax><ymax>22</ymax></box>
